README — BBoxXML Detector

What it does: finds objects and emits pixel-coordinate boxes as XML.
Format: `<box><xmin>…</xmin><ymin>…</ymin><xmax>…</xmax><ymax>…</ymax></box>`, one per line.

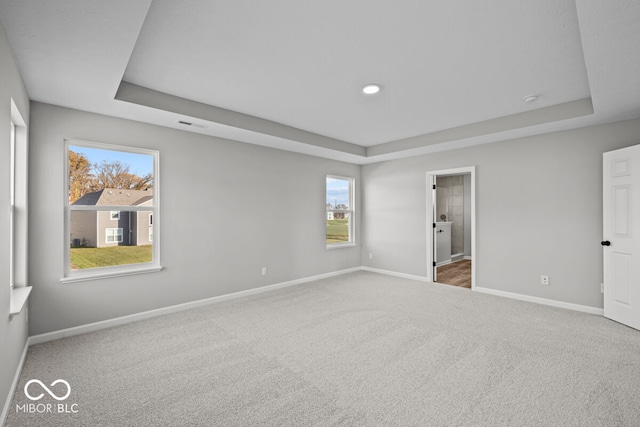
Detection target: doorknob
<box><xmin>601</xmin><ymin>240</ymin><xmax>611</xmax><ymax>246</ymax></box>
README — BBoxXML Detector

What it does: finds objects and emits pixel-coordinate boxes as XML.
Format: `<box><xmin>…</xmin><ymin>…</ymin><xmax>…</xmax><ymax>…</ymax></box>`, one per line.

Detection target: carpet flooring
<box><xmin>6</xmin><ymin>271</ymin><xmax>640</xmax><ymax>426</ymax></box>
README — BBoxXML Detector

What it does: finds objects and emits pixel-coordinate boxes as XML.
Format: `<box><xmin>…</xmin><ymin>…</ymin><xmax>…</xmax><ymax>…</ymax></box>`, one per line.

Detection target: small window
<box><xmin>65</xmin><ymin>140</ymin><xmax>160</xmax><ymax>281</ymax></box>
<box><xmin>326</xmin><ymin>175</ymin><xmax>355</xmax><ymax>247</ymax></box>
<box><xmin>106</xmin><ymin>228</ymin><xmax>123</xmax><ymax>243</ymax></box>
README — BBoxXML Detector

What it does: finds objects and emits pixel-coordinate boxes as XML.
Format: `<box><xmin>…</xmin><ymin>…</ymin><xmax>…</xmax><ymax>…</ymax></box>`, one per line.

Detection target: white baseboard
<box><xmin>1</xmin><ymin>338</ymin><xmax>29</xmax><ymax>427</ymax></box>
<box><xmin>474</xmin><ymin>286</ymin><xmax>604</xmax><ymax>315</ymax></box>
<box><xmin>361</xmin><ymin>266</ymin><xmax>430</xmax><ymax>283</ymax></box>
<box><xmin>24</xmin><ymin>267</ymin><xmax>603</xmax><ymax>350</ymax></box>
<box><xmin>464</xmin><ymin>256</ymin><xmax>472</xmax><ymax>260</ymax></box>
<box><xmin>29</xmin><ymin>267</ymin><xmax>362</xmax><ymax>345</ymax></box>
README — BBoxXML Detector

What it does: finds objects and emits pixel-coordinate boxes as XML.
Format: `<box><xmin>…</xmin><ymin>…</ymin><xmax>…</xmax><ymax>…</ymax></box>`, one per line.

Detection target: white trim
<box><xmin>35</xmin><ymin>267</ymin><xmax>362</xmax><ymax>345</ymax></box>
<box><xmin>475</xmin><ymin>286</ymin><xmax>604</xmax><ymax>315</ymax></box>
<box><xmin>9</xmin><ymin>120</ymin><xmax>15</xmax><ymax>289</ymax></box>
<box><xmin>9</xmin><ymin>99</ymin><xmax>28</xmax><ymax>292</ymax></box>
<box><xmin>426</xmin><ymin>166</ymin><xmax>476</xmax><ymax>289</ymax></box>
<box><xmin>9</xmin><ymin>286</ymin><xmax>32</xmax><ymax>315</ymax></box>
<box><xmin>61</xmin><ymin>265</ymin><xmax>163</xmax><ymax>284</ymax></box>
<box><xmin>464</xmin><ymin>256</ymin><xmax>472</xmax><ymax>260</ymax></box>
<box><xmin>361</xmin><ymin>266</ymin><xmax>430</xmax><ymax>283</ymax></box>
<box><xmin>326</xmin><ymin>243</ymin><xmax>357</xmax><ymax>250</ymax></box>
<box><xmin>1</xmin><ymin>338</ymin><xmax>29</xmax><ymax>426</ymax></box>
<box><xmin>436</xmin><ymin>260</ymin><xmax>452</xmax><ymax>267</ymax></box>
<box><xmin>71</xmin><ymin>205</ymin><xmax>154</xmax><ymax>212</ymax></box>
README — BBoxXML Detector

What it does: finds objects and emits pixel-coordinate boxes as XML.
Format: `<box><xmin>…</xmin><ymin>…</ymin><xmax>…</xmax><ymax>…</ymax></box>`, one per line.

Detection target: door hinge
<box><xmin>433</xmin><ymin>262</ymin><xmax>436</xmax><ymax>267</ymax></box>
<box><xmin>433</xmin><ymin>223</ymin><xmax>436</xmax><ymax>228</ymax></box>
<box><xmin>433</xmin><ymin>184</ymin><xmax>436</xmax><ymax>190</ymax></box>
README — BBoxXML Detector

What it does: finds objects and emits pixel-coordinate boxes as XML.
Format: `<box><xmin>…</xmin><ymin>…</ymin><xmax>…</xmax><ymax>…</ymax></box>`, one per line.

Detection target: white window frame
<box><xmin>149</xmin><ymin>226</ymin><xmax>153</xmax><ymax>242</ymax></box>
<box><xmin>63</xmin><ymin>139</ymin><xmax>161</xmax><ymax>282</ymax></box>
<box><xmin>9</xmin><ymin>120</ymin><xmax>15</xmax><ymax>288</ymax></box>
<box><xmin>326</xmin><ymin>175</ymin><xmax>355</xmax><ymax>249</ymax></box>
<box><xmin>105</xmin><ymin>228</ymin><xmax>123</xmax><ymax>243</ymax></box>
<box><xmin>110</xmin><ymin>211</ymin><xmax>120</xmax><ymax>220</ymax></box>
<box><xmin>9</xmin><ymin>99</ymin><xmax>31</xmax><ymax>315</ymax></box>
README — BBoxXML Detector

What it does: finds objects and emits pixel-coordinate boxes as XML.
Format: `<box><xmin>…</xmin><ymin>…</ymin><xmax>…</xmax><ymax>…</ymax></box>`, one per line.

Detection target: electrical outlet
<box><xmin>369</xmin><ymin>253</ymin><xmax>373</xmax><ymax>260</ymax></box>
<box><xmin>541</xmin><ymin>275</ymin><xmax>549</xmax><ymax>285</ymax></box>
<box><xmin>261</xmin><ymin>267</ymin><xmax>267</xmax><ymax>276</ymax></box>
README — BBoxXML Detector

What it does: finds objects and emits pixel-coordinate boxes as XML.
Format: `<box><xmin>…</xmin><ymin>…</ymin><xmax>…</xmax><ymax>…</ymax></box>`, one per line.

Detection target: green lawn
<box><xmin>70</xmin><ymin>245</ymin><xmax>152</xmax><ymax>270</ymax></box>
<box><xmin>326</xmin><ymin>219</ymin><xmax>349</xmax><ymax>244</ymax></box>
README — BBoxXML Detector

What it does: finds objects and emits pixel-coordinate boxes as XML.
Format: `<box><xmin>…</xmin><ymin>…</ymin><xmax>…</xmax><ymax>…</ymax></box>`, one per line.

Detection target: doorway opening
<box><xmin>426</xmin><ymin>167</ymin><xmax>476</xmax><ymax>290</ymax></box>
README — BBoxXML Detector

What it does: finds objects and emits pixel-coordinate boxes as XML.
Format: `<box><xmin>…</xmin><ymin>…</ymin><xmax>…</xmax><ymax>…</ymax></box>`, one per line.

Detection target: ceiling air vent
<box><xmin>178</xmin><ymin>120</ymin><xmax>208</xmax><ymax>129</ymax></box>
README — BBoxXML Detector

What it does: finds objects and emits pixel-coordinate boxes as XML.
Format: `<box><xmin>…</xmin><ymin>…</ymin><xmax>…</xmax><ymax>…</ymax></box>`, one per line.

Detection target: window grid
<box><xmin>106</xmin><ymin>228</ymin><xmax>123</xmax><ymax>243</ymax></box>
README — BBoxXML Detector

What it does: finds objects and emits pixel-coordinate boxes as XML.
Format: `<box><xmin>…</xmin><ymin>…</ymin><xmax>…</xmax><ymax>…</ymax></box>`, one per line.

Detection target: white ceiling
<box><xmin>1</xmin><ymin>0</ymin><xmax>639</xmax><ymax>164</ymax></box>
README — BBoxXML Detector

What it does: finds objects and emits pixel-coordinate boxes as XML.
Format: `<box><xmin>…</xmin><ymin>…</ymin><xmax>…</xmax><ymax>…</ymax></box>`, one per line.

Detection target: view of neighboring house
<box><xmin>71</xmin><ymin>188</ymin><xmax>153</xmax><ymax>248</ymax></box>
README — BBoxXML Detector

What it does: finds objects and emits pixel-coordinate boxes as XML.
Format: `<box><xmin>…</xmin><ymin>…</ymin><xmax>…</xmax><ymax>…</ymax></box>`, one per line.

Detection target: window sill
<box><xmin>61</xmin><ymin>265</ymin><xmax>163</xmax><ymax>284</ymax></box>
<box><xmin>326</xmin><ymin>243</ymin><xmax>357</xmax><ymax>250</ymax></box>
<box><xmin>10</xmin><ymin>286</ymin><xmax>32</xmax><ymax>315</ymax></box>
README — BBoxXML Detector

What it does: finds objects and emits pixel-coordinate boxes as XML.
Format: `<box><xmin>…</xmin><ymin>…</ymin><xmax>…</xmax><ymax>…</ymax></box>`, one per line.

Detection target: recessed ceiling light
<box><xmin>362</xmin><ymin>84</ymin><xmax>381</xmax><ymax>95</ymax></box>
<box><xmin>523</xmin><ymin>94</ymin><xmax>539</xmax><ymax>103</ymax></box>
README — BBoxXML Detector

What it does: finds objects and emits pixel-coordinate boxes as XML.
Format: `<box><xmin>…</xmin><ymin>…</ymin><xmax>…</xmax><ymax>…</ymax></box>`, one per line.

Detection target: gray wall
<box><xmin>362</xmin><ymin>118</ymin><xmax>640</xmax><ymax>309</ymax></box>
<box><xmin>0</xmin><ymin>18</ymin><xmax>30</xmax><ymax>419</ymax></box>
<box><xmin>28</xmin><ymin>102</ymin><xmax>361</xmax><ymax>336</ymax></box>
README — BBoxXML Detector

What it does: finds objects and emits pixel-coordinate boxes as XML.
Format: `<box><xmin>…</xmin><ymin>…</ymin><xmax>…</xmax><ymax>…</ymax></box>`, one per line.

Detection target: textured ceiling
<box><xmin>0</xmin><ymin>0</ymin><xmax>639</xmax><ymax>164</ymax></box>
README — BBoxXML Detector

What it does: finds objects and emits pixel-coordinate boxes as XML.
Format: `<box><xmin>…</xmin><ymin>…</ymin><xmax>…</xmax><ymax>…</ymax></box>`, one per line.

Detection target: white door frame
<box><xmin>426</xmin><ymin>166</ymin><xmax>477</xmax><ymax>289</ymax></box>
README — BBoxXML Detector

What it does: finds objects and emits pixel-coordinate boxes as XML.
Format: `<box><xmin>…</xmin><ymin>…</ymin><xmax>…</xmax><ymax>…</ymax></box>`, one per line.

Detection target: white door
<box><xmin>603</xmin><ymin>145</ymin><xmax>640</xmax><ymax>330</ymax></box>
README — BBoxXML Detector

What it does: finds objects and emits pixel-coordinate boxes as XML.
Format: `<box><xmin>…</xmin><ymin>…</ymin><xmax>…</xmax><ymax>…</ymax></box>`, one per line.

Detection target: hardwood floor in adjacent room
<box><xmin>436</xmin><ymin>259</ymin><xmax>471</xmax><ymax>288</ymax></box>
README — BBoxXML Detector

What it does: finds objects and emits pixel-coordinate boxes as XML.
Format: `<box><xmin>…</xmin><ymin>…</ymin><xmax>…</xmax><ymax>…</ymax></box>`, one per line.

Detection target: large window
<box><xmin>64</xmin><ymin>140</ymin><xmax>160</xmax><ymax>281</ymax></box>
<box><xmin>9</xmin><ymin>101</ymin><xmax>27</xmax><ymax>289</ymax></box>
<box><xmin>326</xmin><ymin>175</ymin><xmax>355</xmax><ymax>247</ymax></box>
<box><xmin>9</xmin><ymin>121</ymin><xmax>16</xmax><ymax>288</ymax></box>
<box><xmin>8</xmin><ymin>100</ymin><xmax>30</xmax><ymax>314</ymax></box>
